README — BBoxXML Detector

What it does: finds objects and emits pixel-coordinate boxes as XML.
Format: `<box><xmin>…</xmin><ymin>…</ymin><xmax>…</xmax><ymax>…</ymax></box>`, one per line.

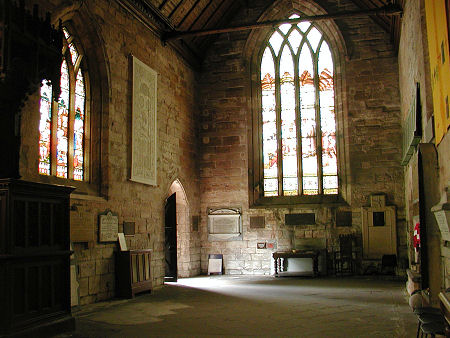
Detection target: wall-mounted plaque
<box><xmin>285</xmin><ymin>213</ymin><xmax>315</xmax><ymax>225</ymax></box>
<box><xmin>123</xmin><ymin>222</ymin><xmax>135</xmax><ymax>236</ymax></box>
<box><xmin>208</xmin><ymin>207</ymin><xmax>242</xmax><ymax>241</ymax></box>
<box><xmin>431</xmin><ymin>188</ymin><xmax>450</xmax><ymax>241</ymax></box>
<box><xmin>336</xmin><ymin>211</ymin><xmax>352</xmax><ymax>227</ymax></box>
<box><xmin>99</xmin><ymin>210</ymin><xmax>119</xmax><ymax>242</ymax></box>
<box><xmin>130</xmin><ymin>55</ymin><xmax>157</xmax><ymax>186</ymax></box>
<box><xmin>362</xmin><ymin>194</ymin><xmax>397</xmax><ymax>259</ymax></box>
<box><xmin>250</xmin><ymin>216</ymin><xmax>265</xmax><ymax>229</ymax></box>
<box><xmin>70</xmin><ymin>204</ymin><xmax>95</xmax><ymax>242</ymax></box>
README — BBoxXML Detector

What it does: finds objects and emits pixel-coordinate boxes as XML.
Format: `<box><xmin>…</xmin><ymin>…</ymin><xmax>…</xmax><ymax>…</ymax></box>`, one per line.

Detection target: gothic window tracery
<box><xmin>39</xmin><ymin>27</ymin><xmax>87</xmax><ymax>181</ymax></box>
<box><xmin>260</xmin><ymin>15</ymin><xmax>338</xmax><ymax>198</ymax></box>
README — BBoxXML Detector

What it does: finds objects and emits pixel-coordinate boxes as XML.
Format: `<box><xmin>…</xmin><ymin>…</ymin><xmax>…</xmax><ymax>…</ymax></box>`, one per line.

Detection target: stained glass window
<box><xmin>260</xmin><ymin>15</ymin><xmax>338</xmax><ymax>197</ymax></box>
<box><xmin>39</xmin><ymin>81</ymin><xmax>52</xmax><ymax>175</ymax></box>
<box><xmin>38</xmin><ymin>26</ymin><xmax>87</xmax><ymax>181</ymax></box>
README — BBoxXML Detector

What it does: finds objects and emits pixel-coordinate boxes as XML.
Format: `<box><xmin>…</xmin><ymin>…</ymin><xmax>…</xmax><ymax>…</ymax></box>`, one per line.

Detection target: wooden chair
<box><xmin>334</xmin><ymin>234</ymin><xmax>356</xmax><ymax>275</ymax></box>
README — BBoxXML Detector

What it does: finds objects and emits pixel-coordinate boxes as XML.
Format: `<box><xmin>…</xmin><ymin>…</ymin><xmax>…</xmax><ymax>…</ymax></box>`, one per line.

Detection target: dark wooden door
<box><xmin>164</xmin><ymin>193</ymin><xmax>177</xmax><ymax>282</ymax></box>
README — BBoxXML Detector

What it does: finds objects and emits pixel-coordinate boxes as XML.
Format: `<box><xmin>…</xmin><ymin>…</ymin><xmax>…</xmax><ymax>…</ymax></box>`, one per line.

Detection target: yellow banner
<box><xmin>425</xmin><ymin>0</ymin><xmax>450</xmax><ymax>144</ymax></box>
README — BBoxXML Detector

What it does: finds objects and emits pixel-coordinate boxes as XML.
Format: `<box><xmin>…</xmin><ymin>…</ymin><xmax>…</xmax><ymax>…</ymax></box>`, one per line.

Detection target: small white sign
<box><xmin>118</xmin><ymin>233</ymin><xmax>128</xmax><ymax>251</ymax></box>
<box><xmin>208</xmin><ymin>258</ymin><xmax>222</xmax><ymax>275</ymax></box>
<box><xmin>435</xmin><ymin>210</ymin><xmax>450</xmax><ymax>241</ymax></box>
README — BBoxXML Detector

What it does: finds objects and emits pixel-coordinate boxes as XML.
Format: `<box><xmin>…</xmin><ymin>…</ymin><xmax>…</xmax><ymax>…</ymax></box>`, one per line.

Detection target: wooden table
<box><xmin>273</xmin><ymin>251</ymin><xmax>319</xmax><ymax>277</ymax></box>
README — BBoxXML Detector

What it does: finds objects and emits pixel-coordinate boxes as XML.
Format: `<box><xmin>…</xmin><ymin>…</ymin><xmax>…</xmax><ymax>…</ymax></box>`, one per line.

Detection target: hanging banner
<box><xmin>425</xmin><ymin>0</ymin><xmax>450</xmax><ymax>144</ymax></box>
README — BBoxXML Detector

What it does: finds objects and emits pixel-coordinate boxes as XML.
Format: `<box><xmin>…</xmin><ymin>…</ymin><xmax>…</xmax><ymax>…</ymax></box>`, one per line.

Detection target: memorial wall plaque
<box><xmin>434</xmin><ymin>210</ymin><xmax>450</xmax><ymax>241</ymax></box>
<box><xmin>431</xmin><ymin>189</ymin><xmax>450</xmax><ymax>242</ymax></box>
<box><xmin>207</xmin><ymin>207</ymin><xmax>242</xmax><ymax>241</ymax></box>
<box><xmin>250</xmin><ymin>216</ymin><xmax>265</xmax><ymax>229</ymax></box>
<box><xmin>285</xmin><ymin>213</ymin><xmax>315</xmax><ymax>225</ymax></box>
<box><xmin>123</xmin><ymin>222</ymin><xmax>135</xmax><ymax>236</ymax></box>
<box><xmin>99</xmin><ymin>210</ymin><xmax>119</xmax><ymax>242</ymax></box>
<box><xmin>130</xmin><ymin>55</ymin><xmax>157</xmax><ymax>186</ymax></box>
<box><xmin>70</xmin><ymin>205</ymin><xmax>95</xmax><ymax>242</ymax></box>
<box><xmin>336</xmin><ymin>211</ymin><xmax>352</xmax><ymax>227</ymax></box>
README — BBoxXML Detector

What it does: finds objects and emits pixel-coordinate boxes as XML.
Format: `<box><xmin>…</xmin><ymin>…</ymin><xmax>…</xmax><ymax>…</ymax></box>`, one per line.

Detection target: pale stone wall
<box><xmin>437</xmin><ymin>131</ymin><xmax>450</xmax><ymax>289</ymax></box>
<box><xmin>398</xmin><ymin>0</ymin><xmax>449</xmax><ymax>302</ymax></box>
<box><xmin>398</xmin><ymin>0</ymin><xmax>429</xmax><ymax>284</ymax></box>
<box><xmin>18</xmin><ymin>0</ymin><xmax>201</xmax><ymax>304</ymax></box>
<box><xmin>198</xmin><ymin>0</ymin><xmax>404</xmax><ymax>275</ymax></box>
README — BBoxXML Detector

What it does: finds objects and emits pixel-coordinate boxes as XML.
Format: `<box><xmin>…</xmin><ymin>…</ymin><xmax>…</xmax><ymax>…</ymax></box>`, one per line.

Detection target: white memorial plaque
<box><xmin>131</xmin><ymin>56</ymin><xmax>157</xmax><ymax>186</ymax></box>
<box><xmin>435</xmin><ymin>210</ymin><xmax>450</xmax><ymax>241</ymax></box>
<box><xmin>99</xmin><ymin>211</ymin><xmax>119</xmax><ymax>242</ymax></box>
<box><xmin>207</xmin><ymin>208</ymin><xmax>242</xmax><ymax>241</ymax></box>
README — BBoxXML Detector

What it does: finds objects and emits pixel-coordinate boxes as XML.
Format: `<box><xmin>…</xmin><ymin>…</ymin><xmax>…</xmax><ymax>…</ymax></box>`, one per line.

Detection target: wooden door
<box><xmin>164</xmin><ymin>193</ymin><xmax>177</xmax><ymax>282</ymax></box>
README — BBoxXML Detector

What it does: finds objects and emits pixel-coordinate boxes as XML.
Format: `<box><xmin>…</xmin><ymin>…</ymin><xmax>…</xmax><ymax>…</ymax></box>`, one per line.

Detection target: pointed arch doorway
<box><xmin>165</xmin><ymin>179</ymin><xmax>191</xmax><ymax>282</ymax></box>
<box><xmin>165</xmin><ymin>193</ymin><xmax>177</xmax><ymax>282</ymax></box>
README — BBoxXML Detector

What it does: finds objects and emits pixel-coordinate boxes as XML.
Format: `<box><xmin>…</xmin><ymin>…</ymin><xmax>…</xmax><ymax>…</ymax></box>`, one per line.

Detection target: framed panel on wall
<box><xmin>130</xmin><ymin>55</ymin><xmax>158</xmax><ymax>186</ymax></box>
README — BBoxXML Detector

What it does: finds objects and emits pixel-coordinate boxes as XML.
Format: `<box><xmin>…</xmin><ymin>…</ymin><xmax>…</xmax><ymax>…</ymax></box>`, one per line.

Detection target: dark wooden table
<box><xmin>273</xmin><ymin>250</ymin><xmax>319</xmax><ymax>277</ymax></box>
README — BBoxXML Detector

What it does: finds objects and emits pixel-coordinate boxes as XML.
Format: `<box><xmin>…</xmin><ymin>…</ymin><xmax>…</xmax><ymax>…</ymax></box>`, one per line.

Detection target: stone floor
<box><xmin>56</xmin><ymin>276</ymin><xmax>419</xmax><ymax>337</ymax></box>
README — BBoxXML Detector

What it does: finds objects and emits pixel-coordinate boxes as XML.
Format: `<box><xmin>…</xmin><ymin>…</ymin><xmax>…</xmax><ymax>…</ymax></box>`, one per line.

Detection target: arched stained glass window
<box><xmin>39</xmin><ymin>27</ymin><xmax>87</xmax><ymax>181</ymax></box>
<box><xmin>260</xmin><ymin>15</ymin><xmax>338</xmax><ymax>197</ymax></box>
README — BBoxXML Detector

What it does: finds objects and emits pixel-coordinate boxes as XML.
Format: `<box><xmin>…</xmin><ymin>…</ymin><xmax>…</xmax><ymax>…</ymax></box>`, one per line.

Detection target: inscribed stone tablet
<box><xmin>99</xmin><ymin>211</ymin><xmax>119</xmax><ymax>242</ymax></box>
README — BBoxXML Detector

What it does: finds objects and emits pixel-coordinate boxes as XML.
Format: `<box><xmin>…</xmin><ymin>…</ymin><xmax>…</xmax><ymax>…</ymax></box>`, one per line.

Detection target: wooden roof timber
<box><xmin>162</xmin><ymin>3</ymin><xmax>403</xmax><ymax>42</ymax></box>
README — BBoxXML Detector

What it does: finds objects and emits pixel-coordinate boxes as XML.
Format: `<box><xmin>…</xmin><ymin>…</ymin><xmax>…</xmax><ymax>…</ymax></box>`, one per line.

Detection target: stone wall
<box><xmin>437</xmin><ymin>132</ymin><xmax>450</xmax><ymax>289</ymax></box>
<box><xmin>198</xmin><ymin>0</ymin><xmax>404</xmax><ymax>275</ymax></box>
<box><xmin>18</xmin><ymin>0</ymin><xmax>201</xmax><ymax>305</ymax></box>
<box><xmin>398</xmin><ymin>0</ymin><xmax>430</xmax><ymax>285</ymax></box>
<box><xmin>398</xmin><ymin>0</ymin><xmax>448</xmax><ymax>303</ymax></box>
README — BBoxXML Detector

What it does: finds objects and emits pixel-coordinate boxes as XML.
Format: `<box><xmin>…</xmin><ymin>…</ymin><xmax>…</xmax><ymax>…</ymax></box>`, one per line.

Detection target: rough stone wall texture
<box><xmin>399</xmin><ymin>0</ymin><xmax>449</xmax><ymax>295</ymax></box>
<box><xmin>198</xmin><ymin>0</ymin><xmax>404</xmax><ymax>275</ymax></box>
<box><xmin>398</xmin><ymin>0</ymin><xmax>429</xmax><ymax>282</ymax></box>
<box><xmin>19</xmin><ymin>0</ymin><xmax>201</xmax><ymax>304</ymax></box>
<box><xmin>437</xmin><ymin>125</ymin><xmax>450</xmax><ymax>290</ymax></box>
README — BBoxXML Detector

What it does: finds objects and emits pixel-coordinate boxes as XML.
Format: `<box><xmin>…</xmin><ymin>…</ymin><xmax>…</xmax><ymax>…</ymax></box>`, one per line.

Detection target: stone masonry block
<box><xmin>102</xmin><ymin>247</ymin><xmax>114</xmax><ymax>259</ymax></box>
<box><xmin>88</xmin><ymin>275</ymin><xmax>101</xmax><ymax>295</ymax></box>
<box><xmin>95</xmin><ymin>260</ymin><xmax>110</xmax><ymax>275</ymax></box>
<box><xmin>79</xmin><ymin>295</ymin><xmax>95</xmax><ymax>306</ymax></box>
<box><xmin>79</xmin><ymin>261</ymin><xmax>96</xmax><ymax>278</ymax></box>
<box><xmin>78</xmin><ymin>277</ymin><xmax>89</xmax><ymax>297</ymax></box>
<box><xmin>100</xmin><ymin>273</ymin><xmax>115</xmax><ymax>293</ymax></box>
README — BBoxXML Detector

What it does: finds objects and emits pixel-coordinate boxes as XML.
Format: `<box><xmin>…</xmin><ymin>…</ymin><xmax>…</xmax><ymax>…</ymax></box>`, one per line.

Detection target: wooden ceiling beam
<box><xmin>199</xmin><ymin>0</ymin><xmax>226</xmax><ymax>31</ymax></box>
<box><xmin>187</xmin><ymin>0</ymin><xmax>212</xmax><ymax>31</ymax></box>
<box><xmin>168</xmin><ymin>0</ymin><xmax>185</xmax><ymax>19</ymax></box>
<box><xmin>158</xmin><ymin>0</ymin><xmax>170</xmax><ymax>10</ymax></box>
<box><xmin>347</xmin><ymin>0</ymin><xmax>390</xmax><ymax>32</ymax></box>
<box><xmin>162</xmin><ymin>3</ymin><xmax>402</xmax><ymax>42</ymax></box>
<box><xmin>176</xmin><ymin>0</ymin><xmax>202</xmax><ymax>29</ymax></box>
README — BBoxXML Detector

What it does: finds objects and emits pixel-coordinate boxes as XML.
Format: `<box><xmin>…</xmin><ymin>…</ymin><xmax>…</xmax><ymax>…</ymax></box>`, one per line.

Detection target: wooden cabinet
<box><xmin>0</xmin><ymin>179</ymin><xmax>75</xmax><ymax>336</ymax></box>
<box><xmin>116</xmin><ymin>249</ymin><xmax>152</xmax><ymax>298</ymax></box>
